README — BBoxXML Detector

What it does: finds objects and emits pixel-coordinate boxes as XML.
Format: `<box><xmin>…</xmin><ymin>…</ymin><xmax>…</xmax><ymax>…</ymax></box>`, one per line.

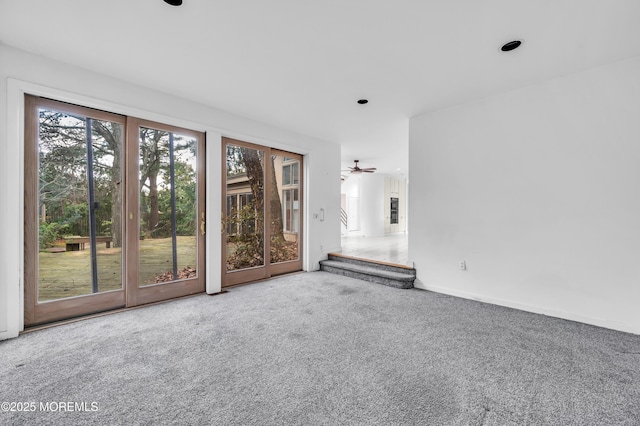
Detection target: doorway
<box><xmin>222</xmin><ymin>138</ymin><xmax>303</xmax><ymax>287</ymax></box>
<box><xmin>24</xmin><ymin>96</ymin><xmax>206</xmax><ymax>326</ymax></box>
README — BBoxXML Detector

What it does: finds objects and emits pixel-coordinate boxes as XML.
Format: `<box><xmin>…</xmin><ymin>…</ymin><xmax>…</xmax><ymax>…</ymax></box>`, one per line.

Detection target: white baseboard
<box><xmin>414</xmin><ymin>281</ymin><xmax>640</xmax><ymax>335</ymax></box>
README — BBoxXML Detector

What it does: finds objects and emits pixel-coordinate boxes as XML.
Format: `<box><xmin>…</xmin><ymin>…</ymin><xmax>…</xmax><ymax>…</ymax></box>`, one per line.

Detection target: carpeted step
<box><xmin>320</xmin><ymin>254</ymin><xmax>415</xmax><ymax>289</ymax></box>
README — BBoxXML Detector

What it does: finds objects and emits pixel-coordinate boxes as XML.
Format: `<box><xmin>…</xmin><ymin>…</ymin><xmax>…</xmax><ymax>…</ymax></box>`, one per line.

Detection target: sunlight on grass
<box><xmin>138</xmin><ymin>236</ymin><xmax>197</xmax><ymax>285</ymax></box>
<box><xmin>38</xmin><ymin>236</ymin><xmax>197</xmax><ymax>301</ymax></box>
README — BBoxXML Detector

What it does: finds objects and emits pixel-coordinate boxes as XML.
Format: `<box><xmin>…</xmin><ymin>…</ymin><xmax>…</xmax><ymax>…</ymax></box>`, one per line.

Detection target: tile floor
<box><xmin>338</xmin><ymin>233</ymin><xmax>409</xmax><ymax>266</ymax></box>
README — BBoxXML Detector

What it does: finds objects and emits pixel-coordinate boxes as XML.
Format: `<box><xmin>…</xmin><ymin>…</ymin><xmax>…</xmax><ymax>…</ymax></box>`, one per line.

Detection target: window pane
<box><xmin>283</xmin><ymin>190</ymin><xmax>291</xmax><ymax>232</ymax></box>
<box><xmin>138</xmin><ymin>128</ymin><xmax>198</xmax><ymax>285</ymax></box>
<box><xmin>271</xmin><ymin>154</ymin><xmax>299</xmax><ymax>264</ymax></box>
<box><xmin>226</xmin><ymin>195</ymin><xmax>236</xmax><ymax>235</ymax></box>
<box><xmin>37</xmin><ymin>108</ymin><xmax>123</xmax><ymax>301</ymax></box>
<box><xmin>283</xmin><ymin>164</ymin><xmax>291</xmax><ymax>186</ymax></box>
<box><xmin>293</xmin><ymin>189</ymin><xmax>300</xmax><ymax>233</ymax></box>
<box><xmin>292</xmin><ymin>162</ymin><xmax>299</xmax><ymax>185</ymax></box>
<box><xmin>225</xmin><ymin>144</ymin><xmax>265</xmax><ymax>271</ymax></box>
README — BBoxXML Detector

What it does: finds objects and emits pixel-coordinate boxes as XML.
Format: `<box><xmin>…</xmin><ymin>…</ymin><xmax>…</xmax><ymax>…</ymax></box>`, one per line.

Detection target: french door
<box><xmin>24</xmin><ymin>96</ymin><xmax>205</xmax><ymax>326</ymax></box>
<box><xmin>222</xmin><ymin>138</ymin><xmax>303</xmax><ymax>287</ymax></box>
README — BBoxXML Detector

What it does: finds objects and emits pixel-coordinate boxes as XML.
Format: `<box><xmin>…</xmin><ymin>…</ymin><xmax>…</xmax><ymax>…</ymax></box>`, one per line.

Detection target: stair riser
<box><xmin>321</xmin><ymin>265</ymin><xmax>414</xmax><ymax>289</ymax></box>
<box><xmin>327</xmin><ymin>255</ymin><xmax>415</xmax><ymax>276</ymax></box>
<box><xmin>320</xmin><ymin>260</ymin><xmax>414</xmax><ymax>281</ymax></box>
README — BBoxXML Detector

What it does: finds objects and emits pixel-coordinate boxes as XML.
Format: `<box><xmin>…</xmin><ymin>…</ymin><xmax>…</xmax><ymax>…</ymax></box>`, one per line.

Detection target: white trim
<box><xmin>9</xmin><ymin>79</ymin><xmax>309</xmax><ymax>157</ymax></box>
<box><xmin>13</xmin><ymin>79</ymin><xmax>209</xmax><ymax>134</ymax></box>
<box><xmin>302</xmin><ymin>153</ymin><xmax>323</xmax><ymax>271</ymax></box>
<box><xmin>206</xmin><ymin>132</ymin><xmax>222</xmax><ymax>294</ymax></box>
<box><xmin>413</xmin><ymin>280</ymin><xmax>640</xmax><ymax>335</ymax></box>
<box><xmin>0</xmin><ymin>79</ymin><xmax>26</xmax><ymax>339</ymax></box>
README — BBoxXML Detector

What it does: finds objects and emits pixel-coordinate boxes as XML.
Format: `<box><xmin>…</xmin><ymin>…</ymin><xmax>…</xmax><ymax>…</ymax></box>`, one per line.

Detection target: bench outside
<box><xmin>65</xmin><ymin>236</ymin><xmax>112</xmax><ymax>251</ymax></box>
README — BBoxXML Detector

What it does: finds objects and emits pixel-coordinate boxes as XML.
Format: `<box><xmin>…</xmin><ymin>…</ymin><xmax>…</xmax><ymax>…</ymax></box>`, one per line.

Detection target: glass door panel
<box><xmin>223</xmin><ymin>141</ymin><xmax>267</xmax><ymax>286</ymax></box>
<box><xmin>138</xmin><ymin>128</ymin><xmax>199</xmax><ymax>286</ymax></box>
<box><xmin>222</xmin><ymin>139</ymin><xmax>302</xmax><ymax>287</ymax></box>
<box><xmin>270</xmin><ymin>153</ymin><xmax>301</xmax><ymax>265</ymax></box>
<box><xmin>25</xmin><ymin>97</ymin><xmax>206</xmax><ymax>326</ymax></box>
<box><xmin>127</xmin><ymin>119</ymin><xmax>205</xmax><ymax>306</ymax></box>
<box><xmin>37</xmin><ymin>109</ymin><xmax>124</xmax><ymax>299</ymax></box>
<box><xmin>25</xmin><ymin>96</ymin><xmax>125</xmax><ymax>326</ymax></box>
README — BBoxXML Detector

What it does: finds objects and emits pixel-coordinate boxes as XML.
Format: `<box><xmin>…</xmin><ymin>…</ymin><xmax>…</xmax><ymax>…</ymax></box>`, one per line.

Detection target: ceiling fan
<box><xmin>343</xmin><ymin>160</ymin><xmax>377</xmax><ymax>174</ymax></box>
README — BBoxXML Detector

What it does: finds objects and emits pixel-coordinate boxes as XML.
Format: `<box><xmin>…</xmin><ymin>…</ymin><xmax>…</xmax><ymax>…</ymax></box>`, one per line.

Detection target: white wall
<box><xmin>409</xmin><ymin>56</ymin><xmax>640</xmax><ymax>334</ymax></box>
<box><xmin>341</xmin><ymin>175</ymin><xmax>360</xmax><ymax>233</ymax></box>
<box><xmin>359</xmin><ymin>174</ymin><xmax>386</xmax><ymax>237</ymax></box>
<box><xmin>0</xmin><ymin>44</ymin><xmax>341</xmax><ymax>340</ymax></box>
<box><xmin>342</xmin><ymin>173</ymin><xmax>398</xmax><ymax>237</ymax></box>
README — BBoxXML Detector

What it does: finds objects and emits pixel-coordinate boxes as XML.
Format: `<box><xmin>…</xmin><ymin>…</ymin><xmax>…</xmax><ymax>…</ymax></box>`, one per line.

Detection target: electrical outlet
<box><xmin>459</xmin><ymin>260</ymin><xmax>466</xmax><ymax>270</ymax></box>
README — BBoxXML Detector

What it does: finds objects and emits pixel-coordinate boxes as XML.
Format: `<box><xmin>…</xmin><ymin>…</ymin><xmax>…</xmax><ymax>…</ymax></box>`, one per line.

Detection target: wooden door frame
<box><xmin>268</xmin><ymin>148</ymin><xmax>304</xmax><ymax>277</ymax></box>
<box><xmin>222</xmin><ymin>138</ymin><xmax>270</xmax><ymax>287</ymax></box>
<box><xmin>221</xmin><ymin>138</ymin><xmax>303</xmax><ymax>287</ymax></box>
<box><xmin>24</xmin><ymin>96</ymin><xmax>206</xmax><ymax>326</ymax></box>
<box><xmin>24</xmin><ymin>95</ymin><xmax>127</xmax><ymax>326</ymax></box>
<box><xmin>126</xmin><ymin>118</ymin><xmax>206</xmax><ymax>306</ymax></box>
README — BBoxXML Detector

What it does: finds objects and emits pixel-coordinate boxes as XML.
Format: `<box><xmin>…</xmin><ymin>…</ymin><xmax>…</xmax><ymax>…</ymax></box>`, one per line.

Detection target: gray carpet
<box><xmin>1</xmin><ymin>271</ymin><xmax>639</xmax><ymax>425</ymax></box>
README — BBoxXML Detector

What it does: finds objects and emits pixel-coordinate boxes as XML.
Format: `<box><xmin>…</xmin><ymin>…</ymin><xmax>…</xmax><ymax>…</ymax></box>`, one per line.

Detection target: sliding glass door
<box><xmin>222</xmin><ymin>138</ymin><xmax>302</xmax><ymax>287</ymax></box>
<box><xmin>126</xmin><ymin>119</ymin><xmax>206</xmax><ymax>306</ymax></box>
<box><xmin>24</xmin><ymin>96</ymin><xmax>206</xmax><ymax>326</ymax></box>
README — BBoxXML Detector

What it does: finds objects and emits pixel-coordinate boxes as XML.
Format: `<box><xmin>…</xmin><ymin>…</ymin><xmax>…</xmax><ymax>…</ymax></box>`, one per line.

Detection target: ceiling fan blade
<box><xmin>345</xmin><ymin>160</ymin><xmax>376</xmax><ymax>174</ymax></box>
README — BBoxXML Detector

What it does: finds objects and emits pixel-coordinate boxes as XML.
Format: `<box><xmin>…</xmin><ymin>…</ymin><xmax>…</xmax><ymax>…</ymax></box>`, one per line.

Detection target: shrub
<box><xmin>39</xmin><ymin>222</ymin><xmax>63</xmax><ymax>250</ymax></box>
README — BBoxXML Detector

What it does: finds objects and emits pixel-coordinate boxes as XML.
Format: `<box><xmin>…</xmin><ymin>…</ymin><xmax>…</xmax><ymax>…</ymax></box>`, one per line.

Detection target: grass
<box><xmin>38</xmin><ymin>236</ymin><xmax>197</xmax><ymax>301</ymax></box>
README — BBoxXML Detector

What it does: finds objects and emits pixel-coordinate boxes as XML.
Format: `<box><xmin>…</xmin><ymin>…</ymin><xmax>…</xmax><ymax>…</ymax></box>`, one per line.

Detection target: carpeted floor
<box><xmin>1</xmin><ymin>271</ymin><xmax>639</xmax><ymax>425</ymax></box>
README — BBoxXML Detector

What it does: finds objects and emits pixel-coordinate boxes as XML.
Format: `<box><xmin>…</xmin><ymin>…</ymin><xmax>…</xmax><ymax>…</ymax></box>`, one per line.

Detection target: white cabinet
<box><xmin>384</xmin><ymin>176</ymin><xmax>406</xmax><ymax>234</ymax></box>
<box><xmin>384</xmin><ymin>179</ymin><xmax>391</xmax><ymax>234</ymax></box>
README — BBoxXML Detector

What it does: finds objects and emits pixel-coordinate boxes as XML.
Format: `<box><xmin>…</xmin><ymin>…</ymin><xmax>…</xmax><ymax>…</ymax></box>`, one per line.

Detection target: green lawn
<box><xmin>38</xmin><ymin>236</ymin><xmax>197</xmax><ymax>301</ymax></box>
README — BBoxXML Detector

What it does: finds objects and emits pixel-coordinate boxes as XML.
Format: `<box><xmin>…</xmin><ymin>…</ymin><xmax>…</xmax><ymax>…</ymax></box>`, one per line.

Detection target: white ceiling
<box><xmin>1</xmin><ymin>0</ymin><xmax>639</xmax><ymax>175</ymax></box>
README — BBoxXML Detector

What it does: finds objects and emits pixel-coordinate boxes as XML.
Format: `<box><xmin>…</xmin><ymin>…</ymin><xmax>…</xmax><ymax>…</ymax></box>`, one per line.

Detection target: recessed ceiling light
<box><xmin>357</xmin><ymin>99</ymin><xmax>368</xmax><ymax>105</ymax></box>
<box><xmin>501</xmin><ymin>40</ymin><xmax>521</xmax><ymax>52</ymax></box>
<box><xmin>164</xmin><ymin>0</ymin><xmax>183</xmax><ymax>6</ymax></box>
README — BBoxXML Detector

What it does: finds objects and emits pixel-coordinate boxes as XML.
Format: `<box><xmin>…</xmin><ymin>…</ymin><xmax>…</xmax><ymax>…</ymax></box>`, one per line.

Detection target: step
<box><xmin>326</xmin><ymin>253</ymin><xmax>415</xmax><ymax>274</ymax></box>
<box><xmin>320</xmin><ymin>254</ymin><xmax>415</xmax><ymax>289</ymax></box>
